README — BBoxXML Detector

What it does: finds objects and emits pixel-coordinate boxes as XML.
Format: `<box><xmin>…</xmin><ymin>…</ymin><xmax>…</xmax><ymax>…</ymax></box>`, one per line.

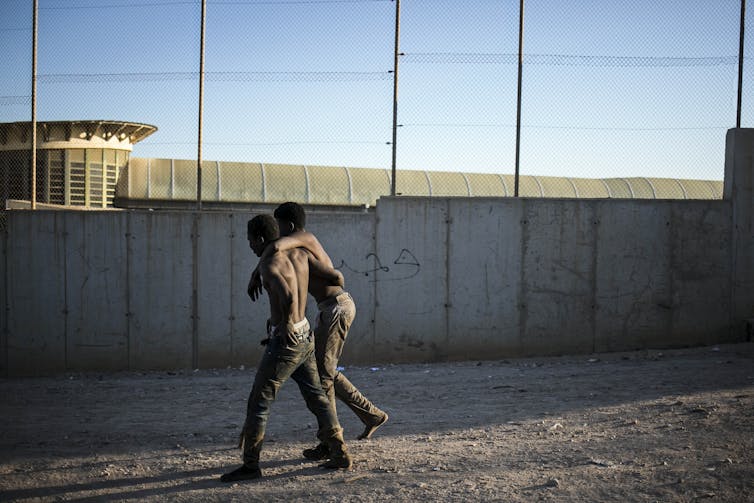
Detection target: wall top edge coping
<box><xmin>3</xmin><ymin>207</ymin><xmax>378</xmax><ymax>217</ymax></box>
<box><xmin>377</xmin><ymin>196</ymin><xmax>727</xmax><ymax>204</ymax></box>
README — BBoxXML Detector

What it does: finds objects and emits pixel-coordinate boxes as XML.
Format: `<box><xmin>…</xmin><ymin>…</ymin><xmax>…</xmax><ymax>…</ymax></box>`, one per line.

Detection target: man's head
<box><xmin>247</xmin><ymin>214</ymin><xmax>279</xmax><ymax>257</ymax></box>
<box><xmin>274</xmin><ymin>202</ymin><xmax>306</xmax><ymax>237</ymax></box>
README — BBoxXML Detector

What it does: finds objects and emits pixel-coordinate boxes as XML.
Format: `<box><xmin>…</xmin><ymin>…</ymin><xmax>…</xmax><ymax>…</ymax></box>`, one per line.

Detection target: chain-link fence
<box><xmin>0</xmin><ymin>0</ymin><xmax>751</xmax><ymax>213</ymax></box>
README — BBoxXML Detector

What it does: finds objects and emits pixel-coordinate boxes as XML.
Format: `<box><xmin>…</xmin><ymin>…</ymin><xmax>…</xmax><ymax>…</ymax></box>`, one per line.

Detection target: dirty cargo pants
<box><xmin>241</xmin><ymin>321</ymin><xmax>345</xmax><ymax>469</ymax></box>
<box><xmin>315</xmin><ymin>291</ymin><xmax>386</xmax><ymax>426</ymax></box>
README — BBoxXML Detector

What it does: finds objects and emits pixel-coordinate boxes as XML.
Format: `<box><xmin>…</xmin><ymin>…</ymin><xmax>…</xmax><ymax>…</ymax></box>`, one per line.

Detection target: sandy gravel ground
<box><xmin>1</xmin><ymin>342</ymin><xmax>753</xmax><ymax>502</ymax></box>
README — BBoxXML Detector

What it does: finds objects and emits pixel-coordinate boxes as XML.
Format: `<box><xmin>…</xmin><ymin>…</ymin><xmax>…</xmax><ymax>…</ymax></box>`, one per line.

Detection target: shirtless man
<box><xmin>249</xmin><ymin>202</ymin><xmax>388</xmax><ymax>460</ymax></box>
<box><xmin>220</xmin><ymin>214</ymin><xmax>351</xmax><ymax>483</ymax></box>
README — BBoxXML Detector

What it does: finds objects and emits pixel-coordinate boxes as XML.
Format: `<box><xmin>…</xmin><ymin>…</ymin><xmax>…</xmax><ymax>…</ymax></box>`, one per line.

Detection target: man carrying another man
<box><xmin>249</xmin><ymin>202</ymin><xmax>388</xmax><ymax>460</ymax></box>
<box><xmin>221</xmin><ymin>214</ymin><xmax>351</xmax><ymax>482</ymax></box>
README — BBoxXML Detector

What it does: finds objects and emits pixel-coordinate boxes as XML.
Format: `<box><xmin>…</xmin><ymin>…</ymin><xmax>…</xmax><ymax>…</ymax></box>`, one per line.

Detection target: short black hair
<box><xmin>274</xmin><ymin>202</ymin><xmax>306</xmax><ymax>230</ymax></box>
<box><xmin>247</xmin><ymin>214</ymin><xmax>279</xmax><ymax>242</ymax></box>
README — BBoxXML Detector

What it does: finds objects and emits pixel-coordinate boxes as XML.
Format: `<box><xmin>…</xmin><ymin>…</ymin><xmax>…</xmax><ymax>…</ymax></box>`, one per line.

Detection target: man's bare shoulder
<box><xmin>259</xmin><ymin>250</ymin><xmax>288</xmax><ymax>273</ymax></box>
<box><xmin>286</xmin><ymin>247</ymin><xmax>309</xmax><ymax>264</ymax></box>
<box><xmin>290</xmin><ymin>230</ymin><xmax>322</xmax><ymax>247</ymax></box>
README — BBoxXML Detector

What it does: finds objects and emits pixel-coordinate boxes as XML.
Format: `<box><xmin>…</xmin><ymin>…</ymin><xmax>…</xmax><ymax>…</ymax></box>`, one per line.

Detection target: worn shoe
<box><xmin>220</xmin><ymin>465</ymin><xmax>262</xmax><ymax>482</ymax></box>
<box><xmin>320</xmin><ymin>452</ymin><xmax>353</xmax><ymax>470</ymax></box>
<box><xmin>357</xmin><ymin>412</ymin><xmax>389</xmax><ymax>440</ymax></box>
<box><xmin>303</xmin><ymin>442</ymin><xmax>331</xmax><ymax>460</ymax></box>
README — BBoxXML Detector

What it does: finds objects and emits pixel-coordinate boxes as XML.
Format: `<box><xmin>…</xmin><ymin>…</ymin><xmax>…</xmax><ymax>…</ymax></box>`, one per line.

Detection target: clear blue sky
<box><xmin>1</xmin><ymin>0</ymin><xmax>751</xmax><ymax>181</ymax></box>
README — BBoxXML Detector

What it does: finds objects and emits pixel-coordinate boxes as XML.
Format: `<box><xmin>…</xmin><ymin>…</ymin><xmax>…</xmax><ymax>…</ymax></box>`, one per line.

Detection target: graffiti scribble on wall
<box><xmin>337</xmin><ymin>248</ymin><xmax>420</xmax><ymax>282</ymax></box>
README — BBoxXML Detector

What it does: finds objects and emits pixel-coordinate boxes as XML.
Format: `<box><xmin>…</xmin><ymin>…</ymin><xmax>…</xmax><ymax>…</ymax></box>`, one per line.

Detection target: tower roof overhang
<box><xmin>0</xmin><ymin>120</ymin><xmax>157</xmax><ymax>152</ymax></box>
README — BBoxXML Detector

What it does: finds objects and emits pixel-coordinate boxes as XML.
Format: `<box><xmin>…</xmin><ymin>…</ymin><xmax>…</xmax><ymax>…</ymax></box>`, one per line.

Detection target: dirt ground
<box><xmin>1</xmin><ymin>342</ymin><xmax>753</xmax><ymax>502</ymax></box>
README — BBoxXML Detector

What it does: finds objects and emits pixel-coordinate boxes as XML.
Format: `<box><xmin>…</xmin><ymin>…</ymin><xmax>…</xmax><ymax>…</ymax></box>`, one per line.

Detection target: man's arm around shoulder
<box><xmin>306</xmin><ymin>251</ymin><xmax>344</xmax><ymax>287</ymax></box>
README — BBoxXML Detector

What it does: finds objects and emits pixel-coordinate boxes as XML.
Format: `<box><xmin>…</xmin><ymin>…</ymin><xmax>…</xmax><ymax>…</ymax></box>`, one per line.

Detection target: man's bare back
<box><xmin>259</xmin><ymin>248</ymin><xmax>310</xmax><ymax>333</ymax></box>
<box><xmin>263</xmin><ymin>230</ymin><xmax>342</xmax><ymax>303</ymax></box>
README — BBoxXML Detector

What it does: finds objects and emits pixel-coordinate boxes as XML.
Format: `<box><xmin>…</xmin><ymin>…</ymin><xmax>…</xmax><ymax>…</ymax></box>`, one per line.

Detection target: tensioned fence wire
<box><xmin>0</xmin><ymin>96</ymin><xmax>32</xmax><ymax>106</ymax></box>
<box><xmin>36</xmin><ymin>0</ymin><xmax>393</xmax><ymax>8</ymax></box>
<box><xmin>36</xmin><ymin>71</ymin><xmax>392</xmax><ymax>83</ymax></box>
<box><xmin>403</xmin><ymin>53</ymin><xmax>740</xmax><ymax>67</ymax></box>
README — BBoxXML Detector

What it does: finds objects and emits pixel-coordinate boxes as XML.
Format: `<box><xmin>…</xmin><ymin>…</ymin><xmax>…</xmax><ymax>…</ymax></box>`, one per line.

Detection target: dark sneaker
<box><xmin>303</xmin><ymin>442</ymin><xmax>330</xmax><ymax>460</ymax></box>
<box><xmin>220</xmin><ymin>465</ymin><xmax>262</xmax><ymax>482</ymax></box>
<box><xmin>357</xmin><ymin>413</ymin><xmax>389</xmax><ymax>440</ymax></box>
<box><xmin>320</xmin><ymin>453</ymin><xmax>353</xmax><ymax>470</ymax></box>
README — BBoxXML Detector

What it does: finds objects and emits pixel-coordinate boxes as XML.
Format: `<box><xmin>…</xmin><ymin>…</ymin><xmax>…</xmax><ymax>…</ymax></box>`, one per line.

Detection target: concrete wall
<box><xmin>1</xmin><ymin>210</ymin><xmax>377</xmax><ymax>375</ymax></box>
<box><xmin>2</xmin><ymin>130</ymin><xmax>752</xmax><ymax>376</ymax></box>
<box><xmin>371</xmin><ymin>197</ymin><xmax>735</xmax><ymax>363</ymax></box>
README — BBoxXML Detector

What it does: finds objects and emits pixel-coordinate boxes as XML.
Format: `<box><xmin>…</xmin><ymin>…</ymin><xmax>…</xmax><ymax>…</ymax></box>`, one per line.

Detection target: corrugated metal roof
<box><xmin>123</xmin><ymin>158</ymin><xmax>723</xmax><ymax>206</ymax></box>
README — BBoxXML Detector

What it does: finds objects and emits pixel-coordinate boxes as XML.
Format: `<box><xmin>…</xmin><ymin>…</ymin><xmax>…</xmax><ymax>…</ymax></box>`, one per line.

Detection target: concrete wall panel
<box><xmin>127</xmin><ymin>212</ymin><xmax>193</xmax><ymax>369</ymax></box>
<box><xmin>374</xmin><ymin>198</ymin><xmax>449</xmax><ymax>362</ymax></box>
<box><xmin>64</xmin><ymin>212</ymin><xmax>129</xmax><ymax>371</ymax></box>
<box><xmin>594</xmin><ymin>201</ymin><xmax>672</xmax><ymax>352</ymax></box>
<box><xmin>670</xmin><ymin>202</ymin><xmax>733</xmax><ymax>345</ymax></box>
<box><xmin>6</xmin><ymin>211</ymin><xmax>67</xmax><ymax>375</ymax></box>
<box><xmin>446</xmin><ymin>199</ymin><xmax>523</xmax><ymax>359</ymax></box>
<box><xmin>521</xmin><ymin>200</ymin><xmax>596</xmax><ymax>355</ymax></box>
<box><xmin>197</xmin><ymin>213</ymin><xmax>233</xmax><ymax>368</ymax></box>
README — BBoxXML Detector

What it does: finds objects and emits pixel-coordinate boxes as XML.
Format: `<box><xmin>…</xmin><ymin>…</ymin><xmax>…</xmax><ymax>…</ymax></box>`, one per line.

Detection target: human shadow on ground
<box><xmin>0</xmin><ymin>457</ymin><xmax>332</xmax><ymax>502</ymax></box>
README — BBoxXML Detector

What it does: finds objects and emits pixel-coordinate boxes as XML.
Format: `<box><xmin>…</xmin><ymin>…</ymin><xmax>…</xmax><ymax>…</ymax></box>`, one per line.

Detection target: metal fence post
<box><xmin>514</xmin><ymin>0</ymin><xmax>524</xmax><ymax>198</ymax></box>
<box><xmin>197</xmin><ymin>0</ymin><xmax>207</xmax><ymax>210</ymax></box>
<box><xmin>737</xmin><ymin>0</ymin><xmax>746</xmax><ymax>128</ymax></box>
<box><xmin>390</xmin><ymin>0</ymin><xmax>401</xmax><ymax>197</ymax></box>
<box><xmin>31</xmin><ymin>0</ymin><xmax>38</xmax><ymax>209</ymax></box>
